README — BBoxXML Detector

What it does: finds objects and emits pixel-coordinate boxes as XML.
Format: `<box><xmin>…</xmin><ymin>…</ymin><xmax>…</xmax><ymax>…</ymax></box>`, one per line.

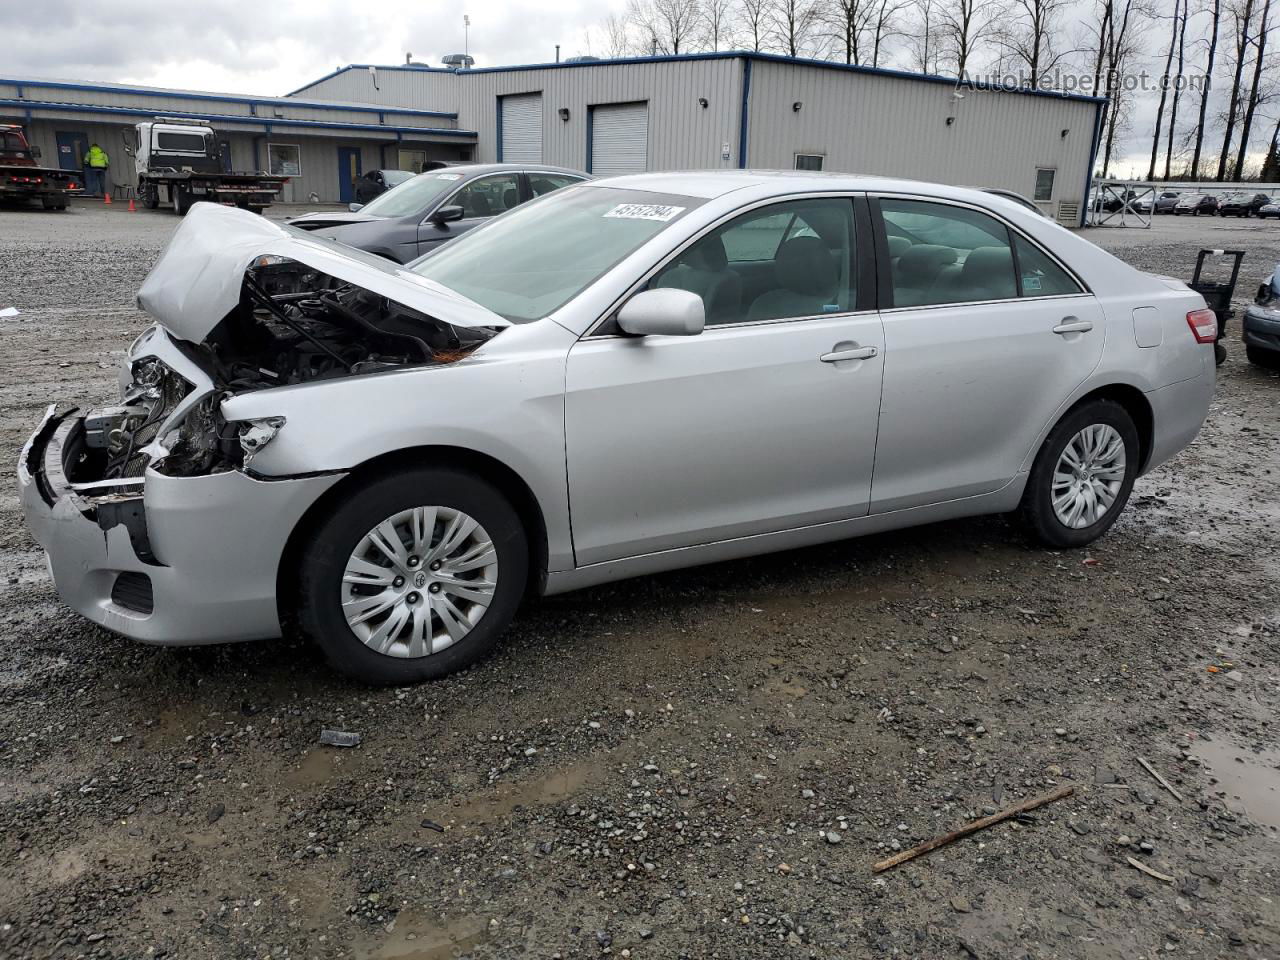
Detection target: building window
<box><xmin>795</xmin><ymin>153</ymin><xmax>824</xmax><ymax>171</ymax></box>
<box><xmin>1034</xmin><ymin>168</ymin><xmax>1055</xmax><ymax>202</ymax></box>
<box><xmin>268</xmin><ymin>143</ymin><xmax>301</xmax><ymax>176</ymax></box>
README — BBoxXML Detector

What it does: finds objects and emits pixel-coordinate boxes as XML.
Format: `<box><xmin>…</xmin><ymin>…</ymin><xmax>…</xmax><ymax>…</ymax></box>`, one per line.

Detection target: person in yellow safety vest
<box><xmin>83</xmin><ymin>143</ymin><xmax>110</xmax><ymax>198</ymax></box>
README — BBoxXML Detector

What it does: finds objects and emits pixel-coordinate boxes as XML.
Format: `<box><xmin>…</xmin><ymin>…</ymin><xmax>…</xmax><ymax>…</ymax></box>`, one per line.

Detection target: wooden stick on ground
<box><xmin>872</xmin><ymin>784</ymin><xmax>1075</xmax><ymax>873</ymax></box>
<box><xmin>1126</xmin><ymin>856</ymin><xmax>1175</xmax><ymax>883</ymax></box>
<box><xmin>1137</xmin><ymin>756</ymin><xmax>1185</xmax><ymax>803</ymax></box>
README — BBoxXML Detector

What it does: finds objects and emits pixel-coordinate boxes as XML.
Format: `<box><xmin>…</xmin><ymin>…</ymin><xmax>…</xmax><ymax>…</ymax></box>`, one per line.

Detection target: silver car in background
<box><xmin>19</xmin><ymin>173</ymin><xmax>1217</xmax><ymax>684</ymax></box>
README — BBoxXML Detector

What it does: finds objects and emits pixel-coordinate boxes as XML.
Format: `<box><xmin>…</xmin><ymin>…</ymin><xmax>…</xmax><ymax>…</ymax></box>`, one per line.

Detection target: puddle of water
<box><xmin>357</xmin><ymin>910</ymin><xmax>488</xmax><ymax>960</ymax></box>
<box><xmin>1192</xmin><ymin>737</ymin><xmax>1280</xmax><ymax>830</ymax></box>
<box><xmin>446</xmin><ymin>761</ymin><xmax>601</xmax><ymax>826</ymax></box>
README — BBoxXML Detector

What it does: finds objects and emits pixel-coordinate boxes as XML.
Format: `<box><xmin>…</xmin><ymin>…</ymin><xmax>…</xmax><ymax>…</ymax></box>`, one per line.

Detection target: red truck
<box><xmin>0</xmin><ymin>124</ymin><xmax>82</xmax><ymax>210</ymax></box>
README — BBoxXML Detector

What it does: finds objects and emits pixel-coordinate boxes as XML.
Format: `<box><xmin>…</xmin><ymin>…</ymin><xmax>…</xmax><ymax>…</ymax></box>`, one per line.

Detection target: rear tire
<box><xmin>293</xmin><ymin>467</ymin><xmax>528</xmax><ymax>685</ymax></box>
<box><xmin>1020</xmin><ymin>399</ymin><xmax>1139</xmax><ymax>549</ymax></box>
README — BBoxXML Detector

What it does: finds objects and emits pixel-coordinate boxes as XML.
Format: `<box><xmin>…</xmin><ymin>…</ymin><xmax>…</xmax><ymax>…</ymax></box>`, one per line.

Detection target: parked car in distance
<box><xmin>1243</xmin><ymin>263</ymin><xmax>1280</xmax><ymax>367</ymax></box>
<box><xmin>288</xmin><ymin>163</ymin><xmax>589</xmax><ymax>263</ymax></box>
<box><xmin>1174</xmin><ymin>193</ymin><xmax>1219</xmax><ymax>215</ymax></box>
<box><xmin>352</xmin><ymin>168</ymin><xmax>415</xmax><ymax>206</ymax></box>
<box><xmin>1154</xmin><ymin>191</ymin><xmax>1180</xmax><ymax>214</ymax></box>
<box><xmin>1259</xmin><ymin>201</ymin><xmax>1280</xmax><ymax>219</ymax></box>
<box><xmin>19</xmin><ymin>173</ymin><xmax>1217</xmax><ymax>684</ymax></box>
<box><xmin>1218</xmin><ymin>192</ymin><xmax>1271</xmax><ymax>217</ymax></box>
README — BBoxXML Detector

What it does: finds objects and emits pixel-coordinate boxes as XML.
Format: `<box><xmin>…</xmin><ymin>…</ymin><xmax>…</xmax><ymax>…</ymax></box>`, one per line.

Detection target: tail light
<box><xmin>1186</xmin><ymin>308</ymin><xmax>1217</xmax><ymax>344</ymax></box>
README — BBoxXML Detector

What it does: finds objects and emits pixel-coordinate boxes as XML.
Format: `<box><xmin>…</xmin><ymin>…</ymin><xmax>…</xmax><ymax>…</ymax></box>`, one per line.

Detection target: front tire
<box><xmin>1247</xmin><ymin>345</ymin><xmax>1280</xmax><ymax>368</ymax></box>
<box><xmin>1020</xmin><ymin>400</ymin><xmax>1139</xmax><ymax>549</ymax></box>
<box><xmin>293</xmin><ymin>467</ymin><xmax>528</xmax><ymax>684</ymax></box>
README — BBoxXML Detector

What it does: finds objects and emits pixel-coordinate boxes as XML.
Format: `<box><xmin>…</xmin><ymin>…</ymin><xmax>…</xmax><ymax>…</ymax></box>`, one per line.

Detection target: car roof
<box><xmin>581</xmin><ymin>169</ymin><xmax>1035</xmax><ymax>210</ymax></box>
<box><xmin>443</xmin><ymin>162</ymin><xmax>588</xmax><ymax>177</ymax></box>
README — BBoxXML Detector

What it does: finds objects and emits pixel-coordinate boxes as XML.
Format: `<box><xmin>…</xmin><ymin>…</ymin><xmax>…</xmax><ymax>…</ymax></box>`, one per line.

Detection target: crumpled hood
<box><xmin>136</xmin><ymin>203</ymin><xmax>509</xmax><ymax>343</ymax></box>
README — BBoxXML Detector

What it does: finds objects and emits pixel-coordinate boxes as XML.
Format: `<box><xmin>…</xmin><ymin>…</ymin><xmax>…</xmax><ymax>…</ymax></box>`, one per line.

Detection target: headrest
<box><xmin>683</xmin><ymin>234</ymin><xmax>729</xmax><ymax>272</ymax></box>
<box><xmin>887</xmin><ymin>235</ymin><xmax>911</xmax><ymax>258</ymax></box>
<box><xmin>775</xmin><ymin>236</ymin><xmax>836</xmax><ymax>296</ymax></box>
<box><xmin>961</xmin><ymin>246</ymin><xmax>1014</xmax><ymax>288</ymax></box>
<box><xmin>897</xmin><ymin>244</ymin><xmax>957</xmax><ymax>281</ymax></box>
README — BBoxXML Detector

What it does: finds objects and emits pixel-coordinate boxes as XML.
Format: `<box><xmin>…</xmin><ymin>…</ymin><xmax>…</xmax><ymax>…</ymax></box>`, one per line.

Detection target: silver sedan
<box><xmin>19</xmin><ymin>173</ymin><xmax>1217</xmax><ymax>683</ymax></box>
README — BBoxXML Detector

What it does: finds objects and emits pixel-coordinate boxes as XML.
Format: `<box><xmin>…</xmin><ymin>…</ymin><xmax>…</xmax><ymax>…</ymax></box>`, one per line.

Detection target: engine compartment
<box><xmin>69</xmin><ymin>257</ymin><xmax>501</xmax><ymax>485</ymax></box>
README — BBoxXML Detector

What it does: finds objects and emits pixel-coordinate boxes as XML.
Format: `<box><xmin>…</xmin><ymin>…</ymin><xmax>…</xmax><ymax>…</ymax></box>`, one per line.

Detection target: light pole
<box><xmin>464</xmin><ymin>15</ymin><xmax>471</xmax><ymax>59</ymax></box>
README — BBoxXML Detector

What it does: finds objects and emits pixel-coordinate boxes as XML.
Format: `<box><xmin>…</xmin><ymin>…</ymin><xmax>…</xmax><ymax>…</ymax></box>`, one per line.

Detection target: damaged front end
<box><xmin>18</xmin><ymin>203</ymin><xmax>508</xmax><ymax>644</ymax></box>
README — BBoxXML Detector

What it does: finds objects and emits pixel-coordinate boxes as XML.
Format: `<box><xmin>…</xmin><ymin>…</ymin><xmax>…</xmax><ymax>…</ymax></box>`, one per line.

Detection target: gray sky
<box><xmin>0</xmin><ymin>0</ymin><xmax>1256</xmax><ymax>176</ymax></box>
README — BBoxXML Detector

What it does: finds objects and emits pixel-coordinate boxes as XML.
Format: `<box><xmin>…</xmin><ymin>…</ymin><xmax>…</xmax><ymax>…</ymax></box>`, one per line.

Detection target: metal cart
<box><xmin>1189</xmin><ymin>248</ymin><xmax>1245</xmax><ymax>366</ymax></box>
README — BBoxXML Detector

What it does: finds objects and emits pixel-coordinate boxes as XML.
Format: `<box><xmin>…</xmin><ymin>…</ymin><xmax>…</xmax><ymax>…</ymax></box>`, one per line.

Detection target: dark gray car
<box><xmin>288</xmin><ymin>163</ymin><xmax>589</xmax><ymax>263</ymax></box>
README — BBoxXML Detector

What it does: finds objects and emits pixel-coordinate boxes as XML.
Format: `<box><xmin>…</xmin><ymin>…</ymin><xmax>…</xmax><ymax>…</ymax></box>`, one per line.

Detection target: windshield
<box><xmin>410</xmin><ymin>185</ymin><xmax>704</xmax><ymax>322</ymax></box>
<box><xmin>383</xmin><ymin>170</ymin><xmax>415</xmax><ymax>187</ymax></box>
<box><xmin>360</xmin><ymin>170</ymin><xmax>465</xmax><ymax>217</ymax></box>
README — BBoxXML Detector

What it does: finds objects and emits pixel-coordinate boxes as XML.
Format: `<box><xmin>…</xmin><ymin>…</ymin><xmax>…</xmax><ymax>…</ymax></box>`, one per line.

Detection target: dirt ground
<box><xmin>0</xmin><ymin>200</ymin><xmax>1277</xmax><ymax>960</ymax></box>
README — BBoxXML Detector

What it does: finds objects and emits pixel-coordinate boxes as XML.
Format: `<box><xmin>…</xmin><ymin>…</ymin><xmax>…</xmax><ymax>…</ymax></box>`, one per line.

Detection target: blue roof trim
<box><xmin>0</xmin><ymin>76</ymin><xmax>458</xmax><ymax>120</ymax></box>
<box><xmin>0</xmin><ymin>98</ymin><xmax>477</xmax><ymax>138</ymax></box>
<box><xmin>292</xmin><ymin>52</ymin><xmax>1105</xmax><ymax>106</ymax></box>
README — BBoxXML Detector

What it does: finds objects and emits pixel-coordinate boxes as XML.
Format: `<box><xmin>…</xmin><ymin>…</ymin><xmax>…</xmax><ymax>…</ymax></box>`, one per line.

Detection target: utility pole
<box><xmin>464</xmin><ymin>14</ymin><xmax>471</xmax><ymax>58</ymax></box>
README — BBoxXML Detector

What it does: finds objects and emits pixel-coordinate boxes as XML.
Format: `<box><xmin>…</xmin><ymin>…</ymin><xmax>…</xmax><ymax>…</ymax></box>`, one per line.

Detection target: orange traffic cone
<box><xmin>103</xmin><ymin>192</ymin><xmax>111</xmax><ymax>205</ymax></box>
<box><xmin>127</xmin><ymin>197</ymin><xmax>136</xmax><ymax>212</ymax></box>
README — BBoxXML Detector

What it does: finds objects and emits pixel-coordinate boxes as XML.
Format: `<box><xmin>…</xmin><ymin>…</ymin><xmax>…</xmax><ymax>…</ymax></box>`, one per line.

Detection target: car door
<box><xmin>416</xmin><ymin>172</ymin><xmax>521</xmax><ymax>256</ymax></box>
<box><xmin>564</xmin><ymin>195</ymin><xmax>885</xmax><ymax>566</ymax></box>
<box><xmin>868</xmin><ymin>195</ymin><xmax>1105</xmax><ymax>513</ymax></box>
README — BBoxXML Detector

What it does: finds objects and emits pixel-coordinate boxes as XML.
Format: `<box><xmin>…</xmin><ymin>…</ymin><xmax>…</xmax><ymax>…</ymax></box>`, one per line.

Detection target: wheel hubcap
<box><xmin>1051</xmin><ymin>424</ymin><xmax>1127</xmax><ymax>529</ymax></box>
<box><xmin>341</xmin><ymin>506</ymin><xmax>498</xmax><ymax>658</ymax></box>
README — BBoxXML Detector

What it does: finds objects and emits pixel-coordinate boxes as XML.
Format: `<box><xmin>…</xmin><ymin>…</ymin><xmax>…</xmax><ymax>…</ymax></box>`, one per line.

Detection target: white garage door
<box><xmin>500</xmin><ymin>94</ymin><xmax>543</xmax><ymax>163</ymax></box>
<box><xmin>591</xmin><ymin>102</ymin><xmax>648</xmax><ymax>176</ymax></box>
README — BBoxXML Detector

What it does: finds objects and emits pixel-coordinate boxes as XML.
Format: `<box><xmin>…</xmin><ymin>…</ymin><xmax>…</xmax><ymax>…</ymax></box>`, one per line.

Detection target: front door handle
<box><xmin>1052</xmin><ymin>318</ymin><xmax>1094</xmax><ymax>335</ymax></box>
<box><xmin>821</xmin><ymin>345</ymin><xmax>878</xmax><ymax>363</ymax></box>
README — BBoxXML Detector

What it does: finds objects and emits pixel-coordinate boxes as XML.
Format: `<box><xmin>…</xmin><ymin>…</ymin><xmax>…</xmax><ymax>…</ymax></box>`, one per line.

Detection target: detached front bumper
<box><xmin>18</xmin><ymin>406</ymin><xmax>344</xmax><ymax>646</ymax></box>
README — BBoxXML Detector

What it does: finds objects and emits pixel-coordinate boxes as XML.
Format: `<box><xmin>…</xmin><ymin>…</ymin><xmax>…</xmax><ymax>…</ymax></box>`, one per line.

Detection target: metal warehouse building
<box><xmin>4</xmin><ymin>53</ymin><xmax>1103</xmax><ymax>222</ymax></box>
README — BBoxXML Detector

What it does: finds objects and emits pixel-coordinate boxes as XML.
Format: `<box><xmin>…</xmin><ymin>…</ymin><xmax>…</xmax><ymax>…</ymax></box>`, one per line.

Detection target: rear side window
<box><xmin>156</xmin><ymin>132</ymin><xmax>206</xmax><ymax>152</ymax></box>
<box><xmin>1013</xmin><ymin>234</ymin><xmax>1082</xmax><ymax>297</ymax></box>
<box><xmin>529</xmin><ymin>173</ymin><xmax>583</xmax><ymax>197</ymax></box>
<box><xmin>881</xmin><ymin>199</ymin><xmax>1016</xmax><ymax>307</ymax></box>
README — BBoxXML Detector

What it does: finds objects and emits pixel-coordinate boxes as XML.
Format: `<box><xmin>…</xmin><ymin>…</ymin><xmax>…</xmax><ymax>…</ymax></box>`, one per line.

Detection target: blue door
<box><xmin>337</xmin><ymin>147</ymin><xmax>362</xmax><ymax>204</ymax></box>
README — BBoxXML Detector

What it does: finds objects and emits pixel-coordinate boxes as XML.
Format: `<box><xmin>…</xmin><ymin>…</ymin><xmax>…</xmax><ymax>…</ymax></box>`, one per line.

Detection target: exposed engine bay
<box><xmin>65</xmin><ymin>257</ymin><xmax>500</xmax><ymax>488</ymax></box>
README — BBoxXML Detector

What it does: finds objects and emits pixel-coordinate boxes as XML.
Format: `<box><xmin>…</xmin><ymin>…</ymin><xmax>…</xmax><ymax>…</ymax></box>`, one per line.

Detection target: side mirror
<box><xmin>430</xmin><ymin>204</ymin><xmax>465</xmax><ymax>225</ymax></box>
<box><xmin>617</xmin><ymin>288</ymin><xmax>705</xmax><ymax>337</ymax></box>
<box><xmin>348</xmin><ymin>202</ymin><xmax>364</xmax><ymax>212</ymax></box>
<box><xmin>29</xmin><ymin>144</ymin><xmax>41</xmax><ymax>159</ymax></box>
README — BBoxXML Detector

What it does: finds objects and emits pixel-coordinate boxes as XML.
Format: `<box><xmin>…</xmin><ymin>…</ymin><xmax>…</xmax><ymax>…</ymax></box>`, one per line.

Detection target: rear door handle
<box><xmin>821</xmin><ymin>345</ymin><xmax>878</xmax><ymax>363</ymax></box>
<box><xmin>1052</xmin><ymin>318</ymin><xmax>1093</xmax><ymax>335</ymax></box>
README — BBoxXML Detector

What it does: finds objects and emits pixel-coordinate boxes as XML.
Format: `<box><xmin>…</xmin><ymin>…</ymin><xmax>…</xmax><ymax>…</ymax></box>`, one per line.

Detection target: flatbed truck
<box><xmin>0</xmin><ymin>125</ymin><xmax>82</xmax><ymax>210</ymax></box>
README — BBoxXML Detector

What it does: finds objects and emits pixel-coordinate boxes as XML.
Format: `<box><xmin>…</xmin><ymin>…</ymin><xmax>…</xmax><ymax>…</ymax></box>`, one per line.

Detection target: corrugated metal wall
<box><xmin>745</xmin><ymin>61</ymin><xmax>1099</xmax><ymax>212</ymax></box>
<box><xmin>290</xmin><ymin>68</ymin><xmax>461</xmax><ymax>114</ymax></box>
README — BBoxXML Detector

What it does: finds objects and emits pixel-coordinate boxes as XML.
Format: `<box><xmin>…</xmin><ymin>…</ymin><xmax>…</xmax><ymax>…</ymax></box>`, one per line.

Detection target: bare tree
<box><xmin>937</xmin><ymin>0</ymin><xmax>1002</xmax><ymax>77</ymax></box>
<box><xmin>907</xmin><ymin>0</ymin><xmax>947</xmax><ymax>71</ymax></box>
<box><xmin>1149</xmin><ymin>0</ymin><xmax>1183</xmax><ymax>178</ymax></box>
<box><xmin>629</xmin><ymin>0</ymin><xmax>703</xmax><ymax>54</ymax></box>
<box><xmin>1192</xmin><ymin>0</ymin><xmax>1223</xmax><ymax>176</ymax></box>
<box><xmin>1234</xmin><ymin>0</ymin><xmax>1274</xmax><ymax>176</ymax></box>
<box><xmin>1165</xmin><ymin>0</ymin><xmax>1190</xmax><ymax>177</ymax></box>
<box><xmin>1217</xmin><ymin>0</ymin><xmax>1257</xmax><ymax>178</ymax></box>
<box><xmin>701</xmin><ymin>0</ymin><xmax>740</xmax><ymax>48</ymax></box>
<box><xmin>600</xmin><ymin>11</ymin><xmax>636</xmax><ymax>57</ymax></box>
<box><xmin>825</xmin><ymin>0</ymin><xmax>874</xmax><ymax>63</ymax></box>
<box><xmin>769</xmin><ymin>0</ymin><xmax>824</xmax><ymax>55</ymax></box>
<box><xmin>740</xmin><ymin>0</ymin><xmax>773</xmax><ymax>49</ymax></box>
<box><xmin>992</xmin><ymin>0</ymin><xmax>1074</xmax><ymax>87</ymax></box>
<box><xmin>1099</xmin><ymin>0</ymin><xmax>1146</xmax><ymax>176</ymax></box>
<box><xmin>869</xmin><ymin>0</ymin><xmax>912</xmax><ymax>63</ymax></box>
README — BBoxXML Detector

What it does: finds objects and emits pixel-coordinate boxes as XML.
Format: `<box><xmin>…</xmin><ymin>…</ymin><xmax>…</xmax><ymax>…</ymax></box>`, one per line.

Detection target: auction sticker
<box><xmin>603</xmin><ymin>203</ymin><xmax>686</xmax><ymax>222</ymax></box>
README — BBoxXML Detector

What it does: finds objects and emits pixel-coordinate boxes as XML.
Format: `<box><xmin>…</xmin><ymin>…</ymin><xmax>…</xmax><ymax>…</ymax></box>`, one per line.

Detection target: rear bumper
<box><xmin>1144</xmin><ymin>369</ymin><xmax>1215</xmax><ymax>474</ymax></box>
<box><xmin>18</xmin><ymin>406</ymin><xmax>343</xmax><ymax>646</ymax></box>
<box><xmin>1242</xmin><ymin>305</ymin><xmax>1280</xmax><ymax>354</ymax></box>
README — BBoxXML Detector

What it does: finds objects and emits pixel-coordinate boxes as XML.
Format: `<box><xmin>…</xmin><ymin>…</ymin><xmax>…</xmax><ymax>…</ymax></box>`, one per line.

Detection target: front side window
<box><xmin>1034</xmin><ymin>168</ymin><xmax>1055</xmax><ymax>202</ymax></box>
<box><xmin>652</xmin><ymin>197</ymin><xmax>856</xmax><ymax>325</ymax></box>
<box><xmin>454</xmin><ymin>173</ymin><xmax>522</xmax><ymax>218</ymax></box>
<box><xmin>529</xmin><ymin>173</ymin><xmax>584</xmax><ymax>197</ymax></box>
<box><xmin>411</xmin><ymin>185</ymin><xmax>702</xmax><ymax>322</ymax></box>
<box><xmin>1013</xmin><ymin>234</ymin><xmax>1082</xmax><ymax>297</ymax></box>
<box><xmin>881</xmin><ymin>198</ymin><xmax>1016</xmax><ymax>307</ymax></box>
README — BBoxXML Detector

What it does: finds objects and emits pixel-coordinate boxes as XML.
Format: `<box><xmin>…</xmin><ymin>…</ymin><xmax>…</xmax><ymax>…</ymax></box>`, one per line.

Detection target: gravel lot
<box><xmin>1</xmin><ymin>201</ymin><xmax>1277</xmax><ymax>960</ymax></box>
